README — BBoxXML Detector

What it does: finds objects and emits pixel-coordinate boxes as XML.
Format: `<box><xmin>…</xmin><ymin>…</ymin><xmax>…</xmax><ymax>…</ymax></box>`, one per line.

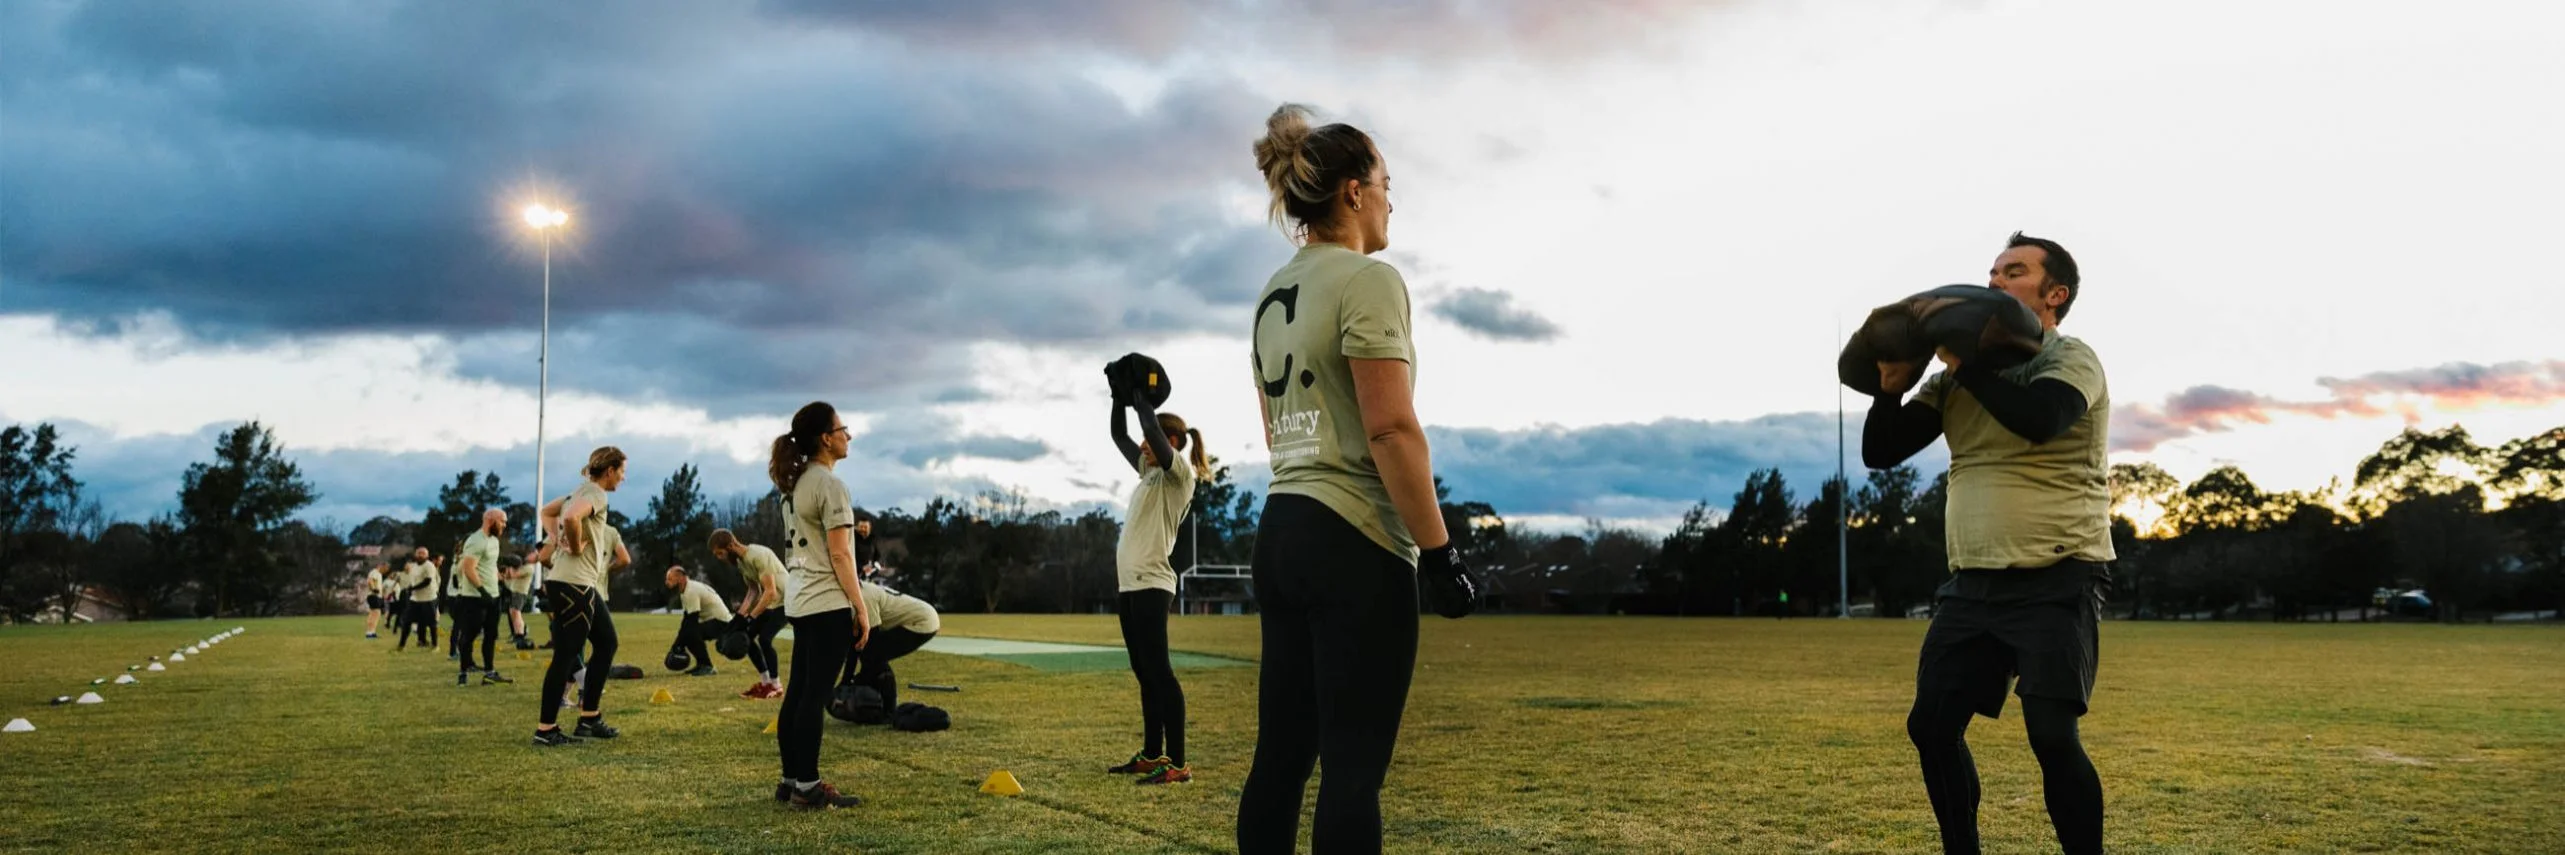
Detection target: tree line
<box><xmin>2</xmin><ymin>419</ymin><xmax>2557</xmax><ymax>622</ymax></box>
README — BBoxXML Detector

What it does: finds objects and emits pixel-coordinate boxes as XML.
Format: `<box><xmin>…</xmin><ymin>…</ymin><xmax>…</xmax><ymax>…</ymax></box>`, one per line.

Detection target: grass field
<box><xmin>2</xmin><ymin>614</ymin><xmax>2559</xmax><ymax>854</ymax></box>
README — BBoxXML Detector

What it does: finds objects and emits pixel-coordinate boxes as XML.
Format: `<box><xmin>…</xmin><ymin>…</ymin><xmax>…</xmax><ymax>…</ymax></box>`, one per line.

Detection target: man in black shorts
<box><xmin>1865</xmin><ymin>232</ymin><xmax>2113</xmax><ymax>855</ymax></box>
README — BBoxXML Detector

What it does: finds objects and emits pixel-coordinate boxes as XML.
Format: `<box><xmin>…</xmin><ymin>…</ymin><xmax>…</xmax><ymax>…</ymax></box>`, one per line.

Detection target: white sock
<box><xmin>795</xmin><ymin>779</ymin><xmax>819</xmax><ymax>792</ymax></box>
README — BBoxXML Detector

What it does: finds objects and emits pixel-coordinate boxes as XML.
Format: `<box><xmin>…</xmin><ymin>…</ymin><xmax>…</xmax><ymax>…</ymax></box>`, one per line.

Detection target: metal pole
<box><xmin>1838</xmin><ymin>317</ymin><xmax>1850</xmax><ymax>619</ymax></box>
<box><xmin>533</xmin><ymin>232</ymin><xmax>550</xmax><ymax>590</ymax></box>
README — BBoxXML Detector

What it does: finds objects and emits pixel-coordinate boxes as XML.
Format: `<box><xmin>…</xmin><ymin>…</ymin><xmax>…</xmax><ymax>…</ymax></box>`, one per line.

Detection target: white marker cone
<box><xmin>235</xmin><ymin>626</ymin><xmax>246</xmax><ymax>633</ymax></box>
<box><xmin>3</xmin><ymin>718</ymin><xmax>32</xmax><ymax>733</ymax></box>
<box><xmin>75</xmin><ymin>692</ymin><xmax>104</xmax><ymax>705</ymax></box>
<box><xmin>170</xmin><ymin>654</ymin><xmax>186</xmax><ymax>662</ymax></box>
<box><xmin>115</xmin><ymin>675</ymin><xmax>138</xmax><ymax>685</ymax></box>
<box><xmin>147</xmin><ymin>663</ymin><xmax>166</xmax><ymax>672</ymax></box>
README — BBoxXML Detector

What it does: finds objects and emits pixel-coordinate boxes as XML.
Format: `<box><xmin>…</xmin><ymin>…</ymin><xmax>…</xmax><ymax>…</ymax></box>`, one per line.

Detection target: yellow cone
<box><xmin>650</xmin><ymin>688</ymin><xmax>674</xmax><ymax>705</ymax></box>
<box><xmin>517</xmin><ymin>651</ymin><xmax>533</xmax><ymax>661</ymax></box>
<box><xmin>979</xmin><ymin>770</ymin><xmax>1025</xmax><ymax>797</ymax></box>
<box><xmin>762</xmin><ymin>717</ymin><xmax>778</xmax><ymax>734</ymax></box>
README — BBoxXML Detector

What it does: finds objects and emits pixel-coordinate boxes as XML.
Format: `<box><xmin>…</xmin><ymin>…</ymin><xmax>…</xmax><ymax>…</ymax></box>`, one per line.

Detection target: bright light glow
<box><xmin>521</xmin><ymin>205</ymin><xmax>567</xmax><ymax>229</ymax></box>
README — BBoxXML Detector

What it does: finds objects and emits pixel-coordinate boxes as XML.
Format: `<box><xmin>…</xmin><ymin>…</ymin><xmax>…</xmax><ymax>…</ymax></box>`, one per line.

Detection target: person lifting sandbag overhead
<box><xmin>1103</xmin><ymin>352</ymin><xmax>1173</xmax><ymax>410</ymax></box>
<box><xmin>1837</xmin><ymin>284</ymin><xmax>2046</xmax><ymax>397</ymax></box>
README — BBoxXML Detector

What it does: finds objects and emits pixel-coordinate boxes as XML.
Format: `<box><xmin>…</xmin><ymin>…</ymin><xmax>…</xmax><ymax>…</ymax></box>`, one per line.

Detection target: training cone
<box><xmin>3</xmin><ymin>718</ymin><xmax>32</xmax><ymax>733</ymax></box>
<box><xmin>170</xmin><ymin>654</ymin><xmax>185</xmax><ymax>662</ymax></box>
<box><xmin>115</xmin><ymin>675</ymin><xmax>138</xmax><ymax>685</ymax></box>
<box><xmin>235</xmin><ymin>626</ymin><xmax>245</xmax><ymax>633</ymax></box>
<box><xmin>185</xmin><ymin>647</ymin><xmax>199</xmax><ymax>655</ymax></box>
<box><xmin>650</xmin><ymin>688</ymin><xmax>674</xmax><ymax>705</ymax></box>
<box><xmin>147</xmin><ymin>663</ymin><xmax>166</xmax><ymax>672</ymax></box>
<box><xmin>75</xmin><ymin>692</ymin><xmax>105</xmax><ymax>705</ymax></box>
<box><xmin>762</xmin><ymin>718</ymin><xmax>778</xmax><ymax>734</ymax></box>
<box><xmin>979</xmin><ymin>770</ymin><xmax>1025</xmax><ymax>797</ymax></box>
<box><xmin>517</xmin><ymin>651</ymin><xmax>533</xmax><ymax>661</ymax></box>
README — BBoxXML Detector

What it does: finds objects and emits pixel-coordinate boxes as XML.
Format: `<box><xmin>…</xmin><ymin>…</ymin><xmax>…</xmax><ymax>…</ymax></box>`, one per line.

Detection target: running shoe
<box><xmin>774</xmin><ymin>782</ymin><xmax>792</xmax><ymax>803</ymax></box>
<box><xmin>457</xmin><ymin>672</ymin><xmax>470</xmax><ymax>687</ymax></box>
<box><xmin>754</xmin><ymin>683</ymin><xmax>785</xmax><ymax>700</ymax></box>
<box><xmin>1136</xmin><ymin>765</ymin><xmax>1193</xmax><ymax>786</ymax></box>
<box><xmin>1107</xmin><ymin>753</ymin><xmax>1171</xmax><ymax>775</ymax></box>
<box><xmin>573</xmin><ymin>717</ymin><xmax>621</xmax><ymax>739</ymax></box>
<box><xmin>788</xmin><ymin>781</ymin><xmax>862</xmax><ymax>810</ymax></box>
<box><xmin>365</xmin><ymin>632</ymin><xmax>378</xmax><ymax>639</ymax></box>
<box><xmin>687</xmin><ymin>665</ymin><xmax>717</xmax><ymax>677</ymax></box>
<box><xmin>738</xmin><ymin>683</ymin><xmax>767</xmax><ymax>699</ymax></box>
<box><xmin>530</xmin><ymin>728</ymin><xmax>581</xmax><ymax>747</ymax></box>
<box><xmin>482</xmin><ymin>670</ymin><xmax>515</xmax><ymax>685</ymax></box>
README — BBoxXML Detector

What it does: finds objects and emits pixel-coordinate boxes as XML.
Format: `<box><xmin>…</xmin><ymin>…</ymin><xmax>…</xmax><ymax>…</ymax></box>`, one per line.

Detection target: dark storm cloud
<box><xmin>0</xmin><ymin>0</ymin><xmax>1289</xmax><ymax>412</ymax></box>
<box><xmin>1430</xmin><ymin>288</ymin><xmax>1562</xmax><ymax>342</ymax></box>
<box><xmin>1427</xmin><ymin>411</ymin><xmax>1945</xmax><ymax>523</ymax></box>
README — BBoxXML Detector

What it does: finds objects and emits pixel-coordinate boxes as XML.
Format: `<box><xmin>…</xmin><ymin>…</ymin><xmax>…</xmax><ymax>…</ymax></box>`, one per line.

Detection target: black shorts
<box><xmin>1915</xmin><ymin>559</ymin><xmax>2109</xmax><ymax>718</ymax></box>
<box><xmin>366</xmin><ymin>595</ymin><xmax>384</xmax><ymax>610</ymax></box>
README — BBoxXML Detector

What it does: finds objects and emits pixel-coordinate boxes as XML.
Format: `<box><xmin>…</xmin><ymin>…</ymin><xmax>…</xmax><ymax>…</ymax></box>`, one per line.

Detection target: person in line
<box><xmin>663</xmin><ymin>565</ymin><xmax>728</xmax><ymax>677</ymax></box>
<box><xmin>527</xmin><ymin>446</ymin><xmax>629</xmax><ymax>747</ymax></box>
<box><xmin>364</xmin><ymin>564</ymin><xmax>387</xmax><ymax>639</ymax></box>
<box><xmin>1101</xmin><ymin>378</ymin><xmax>1203</xmax><ymax>786</ymax></box>
<box><xmin>1865</xmin><ymin>232</ymin><xmax>2112</xmax><ymax>855</ymax></box>
<box><xmin>453</xmin><ymin>509</ymin><xmax>515</xmax><ymax>686</ymax></box>
<box><xmin>501</xmin><ymin>556</ymin><xmax>535</xmax><ymax>650</ymax></box>
<box><xmin>710</xmin><ymin>529</ymin><xmax>790</xmax><ymax>699</ymax></box>
<box><xmin>1235</xmin><ymin>103</ymin><xmax>1476</xmax><ymax>854</ymax></box>
<box><xmin>839</xmin><ymin>578</ymin><xmax>941</xmax><ymax>717</ymax></box>
<box><xmin>396</xmin><ymin>548</ymin><xmax>440</xmax><ymax>653</ymax></box>
<box><xmin>768</xmin><ymin>401</ymin><xmax>871</xmax><ymax>809</ymax></box>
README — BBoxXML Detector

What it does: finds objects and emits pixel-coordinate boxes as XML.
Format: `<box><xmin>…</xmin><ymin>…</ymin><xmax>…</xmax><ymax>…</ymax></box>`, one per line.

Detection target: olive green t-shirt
<box><xmin>1116</xmin><ymin>454</ymin><xmax>1196</xmax><ymax>593</ymax></box>
<box><xmin>404</xmin><ymin>561</ymin><xmax>439</xmax><ymax>603</ymax></box>
<box><xmin>548</xmin><ymin>481</ymin><xmax>612</xmax><ymax>590</ymax></box>
<box><xmin>679</xmin><ymin>579</ymin><xmax>734</xmax><ymax>623</ymax></box>
<box><xmin>502</xmin><ymin>564</ymin><xmax>532</xmax><ymax>595</ymax></box>
<box><xmin>859</xmin><ymin>580</ymin><xmax>941</xmax><ymax>634</ymax></box>
<box><xmin>366</xmin><ymin>568</ymin><xmax>384</xmax><ymax>597</ymax></box>
<box><xmin>782</xmin><ymin>463</ymin><xmax>856</xmax><ymax>618</ymax></box>
<box><xmin>593</xmin><ymin>524</ymin><xmax>623</xmax><ymax>604</ymax></box>
<box><xmin>1916</xmin><ymin>329</ymin><xmax>2116</xmax><ymax>570</ymax></box>
<box><xmin>454</xmin><ymin>530</ymin><xmax>502</xmax><ymax>598</ymax></box>
<box><xmin>735</xmin><ymin>543</ymin><xmax>785</xmax><ymax>611</ymax></box>
<box><xmin>1249</xmin><ymin>243</ymin><xmax>1420</xmax><ymax>565</ymax></box>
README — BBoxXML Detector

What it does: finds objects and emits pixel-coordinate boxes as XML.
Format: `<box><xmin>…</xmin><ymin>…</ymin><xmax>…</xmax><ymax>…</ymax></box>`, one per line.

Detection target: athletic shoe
<box><xmin>774</xmin><ymin>783</ymin><xmax>792</xmax><ymax>803</ymax></box>
<box><xmin>365</xmin><ymin>632</ymin><xmax>378</xmax><ymax>639</ymax></box>
<box><xmin>1135</xmin><ymin>765</ymin><xmax>1192</xmax><ymax>786</ymax></box>
<box><xmin>750</xmin><ymin>683</ymin><xmax>784</xmax><ymax>700</ymax></box>
<box><xmin>739</xmin><ymin>684</ymin><xmax>767</xmax><ymax>699</ymax></box>
<box><xmin>1107</xmin><ymin>753</ymin><xmax>1171</xmax><ymax>775</ymax></box>
<box><xmin>448</xmin><ymin>651</ymin><xmax>460</xmax><ymax>661</ymax></box>
<box><xmin>482</xmin><ymin>670</ymin><xmax>515</xmax><ymax>685</ymax></box>
<box><xmin>788</xmin><ymin>781</ymin><xmax>862</xmax><ymax>810</ymax></box>
<box><xmin>457</xmin><ymin>672</ymin><xmax>470</xmax><ymax>686</ymax></box>
<box><xmin>530</xmin><ymin>728</ymin><xmax>581</xmax><ymax>747</ymax></box>
<box><xmin>687</xmin><ymin>665</ymin><xmax>717</xmax><ymax>677</ymax></box>
<box><xmin>573</xmin><ymin>717</ymin><xmax>621</xmax><ymax>739</ymax></box>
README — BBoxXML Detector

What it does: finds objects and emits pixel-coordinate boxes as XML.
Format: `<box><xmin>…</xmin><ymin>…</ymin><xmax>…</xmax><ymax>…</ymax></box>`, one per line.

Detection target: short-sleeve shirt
<box><xmin>455</xmin><ymin>530</ymin><xmax>503</xmax><ymax>598</ymax></box>
<box><xmin>735</xmin><ymin>544</ymin><xmax>785</xmax><ymax>604</ymax></box>
<box><xmin>1916</xmin><ymin>329</ymin><xmax>2115</xmax><ymax>570</ymax></box>
<box><xmin>404</xmin><ymin>561</ymin><xmax>439</xmax><ymax>603</ymax></box>
<box><xmin>783</xmin><ymin>462</ymin><xmax>857</xmax><ymax>618</ymax></box>
<box><xmin>503</xmin><ymin>563</ymin><xmax>532</xmax><ymax>595</ymax></box>
<box><xmin>1250</xmin><ymin>243</ymin><xmax>1421</xmax><ymax>564</ymax></box>
<box><xmin>679</xmin><ymin>579</ymin><xmax>734</xmax><ymax>623</ymax></box>
<box><xmin>859</xmin><ymin>580</ymin><xmax>941</xmax><ymax>635</ymax></box>
<box><xmin>1116</xmin><ymin>453</ymin><xmax>1197</xmax><ymax>593</ymax></box>
<box><xmin>366</xmin><ymin>569</ymin><xmax>384</xmax><ymax>597</ymax></box>
<box><xmin>547</xmin><ymin>481</ymin><xmax>613</xmax><ymax>590</ymax></box>
<box><xmin>592</xmin><ymin>525</ymin><xmax>622</xmax><ymax>604</ymax></box>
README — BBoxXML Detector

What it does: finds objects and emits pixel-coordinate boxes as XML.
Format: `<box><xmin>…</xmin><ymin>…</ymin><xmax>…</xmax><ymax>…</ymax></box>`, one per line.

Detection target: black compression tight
<box><xmin>538</xmin><ymin>582</ymin><xmax>617</xmax><ymax>727</ymax></box>
<box><xmin>1118</xmin><ymin>589</ymin><xmax>1186</xmax><ymax>766</ymax></box>
<box><xmin>1908</xmin><ymin>693</ymin><xmax>2103</xmax><ymax>855</ymax></box>
<box><xmin>778</xmin><ymin>608</ymin><xmax>854</xmax><ymax>783</ymax></box>
<box><xmin>453</xmin><ymin>599</ymin><xmax>487</xmax><ymax>673</ymax></box>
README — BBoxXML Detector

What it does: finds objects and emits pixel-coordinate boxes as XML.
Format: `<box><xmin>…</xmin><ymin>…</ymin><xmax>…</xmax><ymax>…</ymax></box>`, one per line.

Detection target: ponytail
<box><xmin>1186</xmin><ymin>428</ymin><xmax>1209</xmax><ymax>472</ymax></box>
<box><xmin>770</xmin><ymin>401</ymin><xmax>838</xmax><ymax>494</ymax></box>
<box><xmin>1156</xmin><ymin>412</ymin><xmax>1210</xmax><ymax>473</ymax></box>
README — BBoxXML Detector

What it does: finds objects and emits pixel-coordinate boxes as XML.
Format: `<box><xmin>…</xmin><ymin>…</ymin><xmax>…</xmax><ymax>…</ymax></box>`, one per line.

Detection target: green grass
<box><xmin>1</xmin><ymin>615</ymin><xmax>2559</xmax><ymax>853</ymax></box>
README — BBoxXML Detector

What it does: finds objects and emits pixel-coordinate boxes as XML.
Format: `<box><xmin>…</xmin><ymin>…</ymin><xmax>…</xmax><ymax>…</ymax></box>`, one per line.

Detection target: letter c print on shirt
<box><xmin>1254</xmin><ymin>285</ymin><xmax>1316</xmax><ymax>398</ymax></box>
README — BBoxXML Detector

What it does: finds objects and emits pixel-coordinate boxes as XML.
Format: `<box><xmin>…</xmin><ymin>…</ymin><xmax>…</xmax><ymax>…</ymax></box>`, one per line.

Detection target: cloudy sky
<box><xmin>4</xmin><ymin>0</ymin><xmax>2561</xmax><ymax>533</ymax></box>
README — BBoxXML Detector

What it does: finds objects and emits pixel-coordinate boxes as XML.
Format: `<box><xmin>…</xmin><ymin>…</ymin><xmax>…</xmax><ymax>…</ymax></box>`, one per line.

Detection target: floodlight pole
<box><xmin>1838</xmin><ymin>317</ymin><xmax>1850</xmax><ymax>619</ymax></box>
<box><xmin>534</xmin><ymin>230</ymin><xmax>551</xmax><ymax>589</ymax></box>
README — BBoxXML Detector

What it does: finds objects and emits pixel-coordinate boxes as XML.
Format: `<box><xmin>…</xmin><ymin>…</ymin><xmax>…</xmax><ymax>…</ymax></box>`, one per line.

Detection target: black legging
<box><xmin>1236</xmin><ymin>495</ymin><xmax>1419</xmax><ymax>855</ymax></box>
<box><xmin>1908</xmin><ymin>692</ymin><xmax>2103</xmax><ymax>855</ymax></box>
<box><xmin>744</xmin><ymin>610</ymin><xmax>787</xmax><ymax>681</ymax></box>
<box><xmin>538</xmin><ymin>582</ymin><xmax>618</xmax><ymax>726</ymax></box>
<box><xmin>779</xmin><ymin>608</ymin><xmax>854</xmax><ymax>783</ymax></box>
<box><xmin>398</xmin><ymin>601</ymin><xmax>435</xmax><ymax>649</ymax></box>
<box><xmin>676</xmin><ymin>614</ymin><xmax>714</xmax><ymax>667</ymax></box>
<box><xmin>1117</xmin><ymin>589</ymin><xmax>1186</xmax><ymax>766</ymax></box>
<box><xmin>844</xmin><ymin>626</ymin><xmax>935</xmax><ymax>712</ymax></box>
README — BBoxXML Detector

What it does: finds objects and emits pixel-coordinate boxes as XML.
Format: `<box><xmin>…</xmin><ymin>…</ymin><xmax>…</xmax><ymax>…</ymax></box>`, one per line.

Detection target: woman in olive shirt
<box><xmin>528</xmin><ymin>446</ymin><xmax>628</xmax><ymax>747</ymax></box>
<box><xmin>1236</xmin><ymin>104</ymin><xmax>1476</xmax><ymax>855</ymax></box>
<box><xmin>768</xmin><ymin>402</ymin><xmax>872</xmax><ymax>809</ymax></box>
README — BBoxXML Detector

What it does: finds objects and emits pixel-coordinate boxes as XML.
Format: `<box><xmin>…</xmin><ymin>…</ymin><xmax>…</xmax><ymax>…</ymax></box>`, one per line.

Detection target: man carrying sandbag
<box><xmin>1863</xmin><ymin>232</ymin><xmax>2112</xmax><ymax>855</ymax></box>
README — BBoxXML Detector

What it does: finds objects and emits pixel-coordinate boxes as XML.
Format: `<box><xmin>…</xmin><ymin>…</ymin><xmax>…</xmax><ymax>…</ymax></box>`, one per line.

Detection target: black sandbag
<box><xmin>1104</xmin><ymin>352</ymin><xmax>1173</xmax><ymax>409</ymax></box>
<box><xmin>830</xmin><ymin>684</ymin><xmax>886</xmax><ymax>724</ymax></box>
<box><xmin>1838</xmin><ymin>284</ymin><xmax>2045</xmax><ymax>396</ymax></box>
<box><xmin>891</xmin><ymin>702</ymin><xmax>950</xmax><ymax>732</ymax></box>
<box><xmin>715</xmin><ymin>629</ymin><xmax>749</xmax><ymax>661</ymax></box>
<box><xmin>607</xmin><ymin>663</ymin><xmax>645</xmax><ymax>680</ymax></box>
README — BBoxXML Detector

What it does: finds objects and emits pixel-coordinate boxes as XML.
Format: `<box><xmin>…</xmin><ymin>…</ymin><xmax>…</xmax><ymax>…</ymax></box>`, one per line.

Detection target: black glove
<box><xmin>1419</xmin><ymin>543</ymin><xmax>1477</xmax><ymax>619</ymax></box>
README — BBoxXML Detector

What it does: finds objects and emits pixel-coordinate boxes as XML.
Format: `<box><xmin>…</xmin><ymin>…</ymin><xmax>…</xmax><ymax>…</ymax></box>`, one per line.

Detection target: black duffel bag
<box><xmin>1838</xmin><ymin>284</ymin><xmax>2045</xmax><ymax>397</ymax></box>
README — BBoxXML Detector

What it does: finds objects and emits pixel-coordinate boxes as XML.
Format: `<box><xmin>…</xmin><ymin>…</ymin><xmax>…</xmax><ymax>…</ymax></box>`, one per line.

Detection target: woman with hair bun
<box><xmin>1236</xmin><ymin>103</ymin><xmax>1476</xmax><ymax>854</ymax></box>
<box><xmin>528</xmin><ymin>446</ymin><xmax>629</xmax><ymax>746</ymax></box>
<box><xmin>1102</xmin><ymin>377</ymin><xmax>1208</xmax><ymax>786</ymax></box>
<box><xmin>767</xmin><ymin>402</ymin><xmax>873</xmax><ymax>809</ymax></box>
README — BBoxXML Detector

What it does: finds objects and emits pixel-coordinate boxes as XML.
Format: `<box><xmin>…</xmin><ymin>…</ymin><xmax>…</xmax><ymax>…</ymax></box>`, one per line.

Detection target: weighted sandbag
<box><xmin>890</xmin><ymin>701</ymin><xmax>951</xmax><ymax>732</ymax></box>
<box><xmin>607</xmin><ymin>663</ymin><xmax>646</xmax><ymax>680</ymax></box>
<box><xmin>1104</xmin><ymin>352</ymin><xmax>1172</xmax><ymax>409</ymax></box>
<box><xmin>1838</xmin><ymin>284</ymin><xmax>2046</xmax><ymax>397</ymax></box>
<box><xmin>664</xmin><ymin>649</ymin><xmax>693</xmax><ymax>672</ymax></box>
<box><xmin>715</xmin><ymin>630</ymin><xmax>749</xmax><ymax>661</ymax></box>
<box><xmin>829</xmin><ymin>683</ymin><xmax>887</xmax><ymax>724</ymax></box>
